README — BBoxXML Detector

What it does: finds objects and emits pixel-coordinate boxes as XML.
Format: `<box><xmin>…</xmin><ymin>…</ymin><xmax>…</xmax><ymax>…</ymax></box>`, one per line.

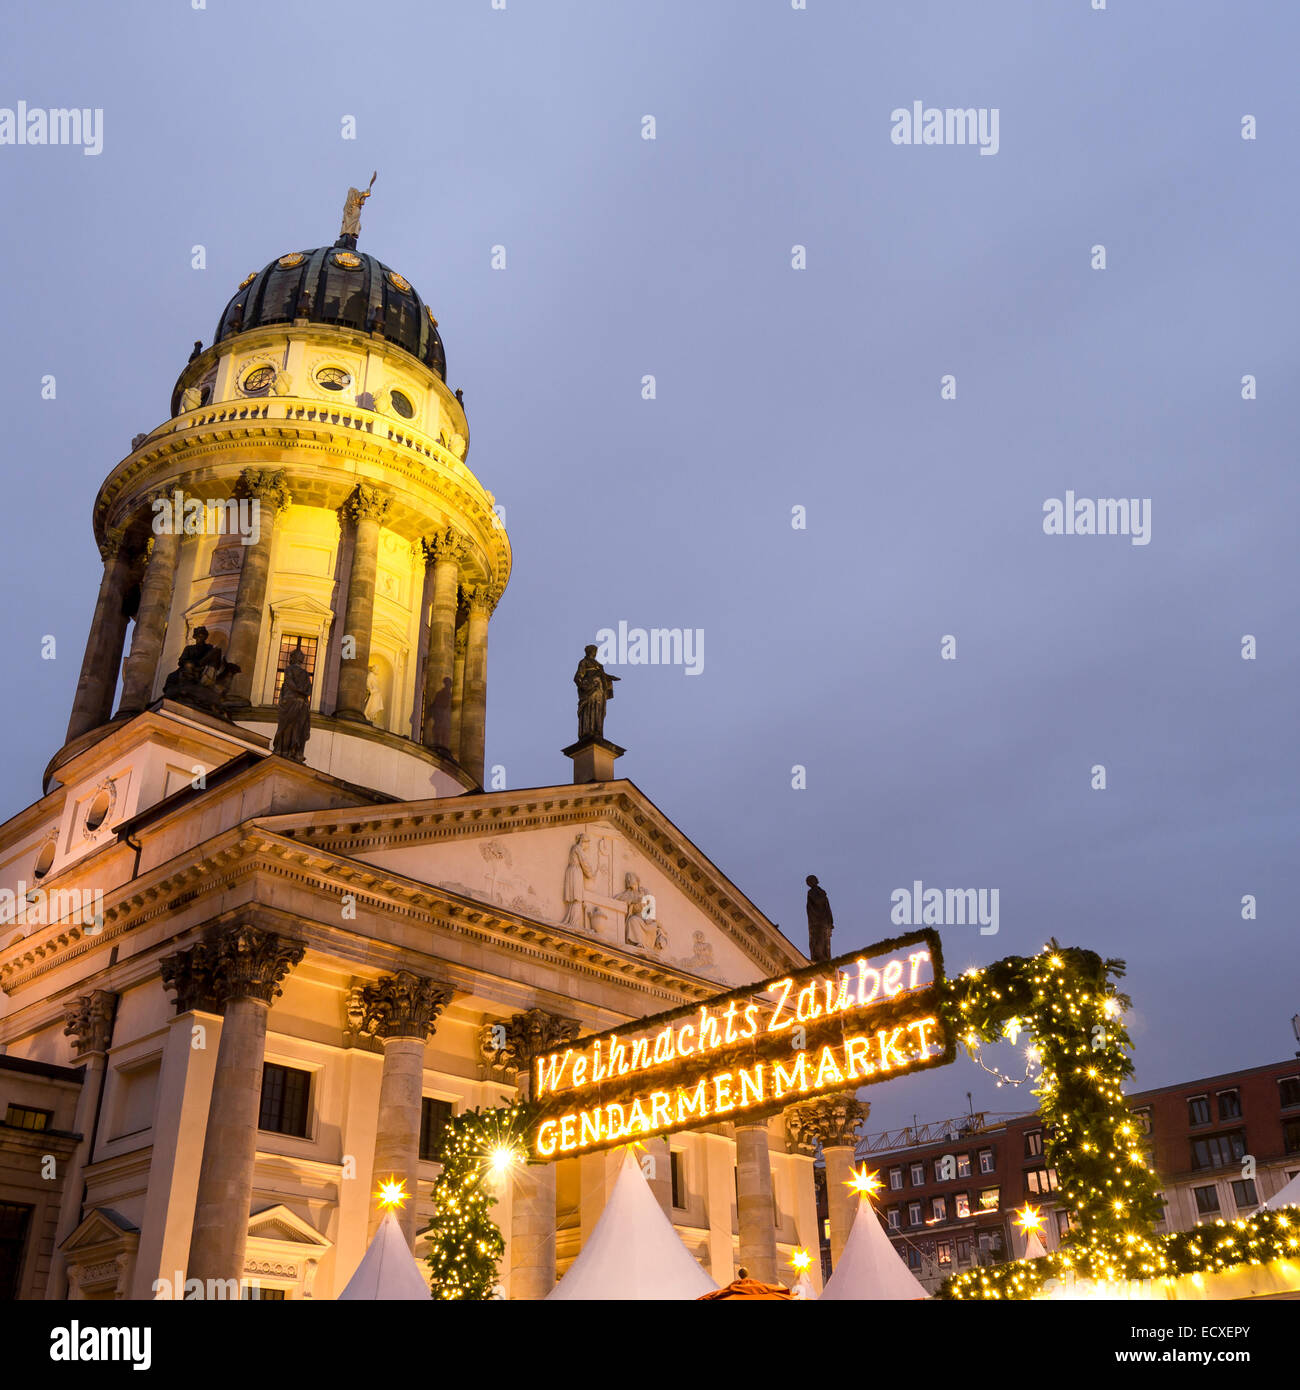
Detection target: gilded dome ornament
<box><xmin>426</xmin><ymin>305</ymin><xmax>438</xmax><ymax>328</ymax></box>
<box><xmin>277</xmin><ymin>251</ymin><xmax>306</xmax><ymax>269</ymax></box>
<box><xmin>333</xmin><ymin>250</ymin><xmax>362</xmax><ymax>269</ymax></box>
<box><xmin>238</xmin><ymin>271</ymin><xmax>256</xmax><ymax>289</ymax></box>
<box><xmin>387</xmin><ymin>269</ymin><xmax>412</xmax><ymax>294</ymax></box>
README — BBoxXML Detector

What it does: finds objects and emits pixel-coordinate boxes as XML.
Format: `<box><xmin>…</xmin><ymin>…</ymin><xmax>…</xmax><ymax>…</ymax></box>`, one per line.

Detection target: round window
<box><xmin>241</xmin><ymin>365</ymin><xmax>275</xmax><ymax>396</ymax></box>
<box><xmin>389</xmin><ymin>389</ymin><xmax>414</xmax><ymax>419</ymax></box>
<box><xmin>84</xmin><ymin>789</ymin><xmax>112</xmax><ymax>833</ymax></box>
<box><xmin>316</xmin><ymin>366</ymin><xmax>352</xmax><ymax>392</ymax></box>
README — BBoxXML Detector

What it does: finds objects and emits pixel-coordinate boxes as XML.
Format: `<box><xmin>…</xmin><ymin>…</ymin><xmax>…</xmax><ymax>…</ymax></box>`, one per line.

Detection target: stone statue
<box><xmin>561</xmin><ymin>833</ymin><xmax>596</xmax><ymax>931</ymax></box>
<box><xmin>338</xmin><ymin>173</ymin><xmax>376</xmax><ymax>248</ymax></box>
<box><xmin>161</xmin><ymin>625</ymin><xmax>241</xmax><ymax>718</ymax></box>
<box><xmin>270</xmin><ymin>370</ymin><xmax>292</xmax><ymax>396</ymax></box>
<box><xmin>188</xmin><ymin>340</ymin><xmax>203</xmax><ymax>362</ymax></box>
<box><xmin>616</xmin><ymin>872</ymin><xmax>647</xmax><ymax>947</ymax></box>
<box><xmin>272</xmin><ymin>644</ymin><xmax>313</xmax><ymax>762</ymax></box>
<box><xmin>178</xmin><ymin>385</ymin><xmax>201</xmax><ymax>413</ymax></box>
<box><xmin>574</xmin><ymin>645</ymin><xmax>618</xmax><ymax>741</ymax></box>
<box><xmin>363</xmin><ymin>665</ymin><xmax>384</xmax><ymax>723</ymax></box>
<box><xmin>806</xmin><ymin>874</ymin><xmax>834</xmax><ymax>962</ymax></box>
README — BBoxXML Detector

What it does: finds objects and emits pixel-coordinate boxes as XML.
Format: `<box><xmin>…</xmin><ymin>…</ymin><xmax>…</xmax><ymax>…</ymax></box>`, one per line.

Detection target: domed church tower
<box><xmin>57</xmin><ymin>198</ymin><xmax>509</xmax><ymax>796</ymax></box>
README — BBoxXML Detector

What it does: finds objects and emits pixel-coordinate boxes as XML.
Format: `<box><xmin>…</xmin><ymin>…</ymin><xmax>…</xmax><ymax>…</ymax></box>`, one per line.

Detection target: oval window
<box><xmin>389</xmin><ymin>389</ymin><xmax>414</xmax><ymax>419</ymax></box>
<box><xmin>33</xmin><ymin>840</ymin><xmax>55</xmax><ymax>879</ymax></box>
<box><xmin>316</xmin><ymin>366</ymin><xmax>352</xmax><ymax>392</ymax></box>
<box><xmin>241</xmin><ymin>365</ymin><xmax>275</xmax><ymax>396</ymax></box>
<box><xmin>84</xmin><ymin>789</ymin><xmax>112</xmax><ymax>833</ymax></box>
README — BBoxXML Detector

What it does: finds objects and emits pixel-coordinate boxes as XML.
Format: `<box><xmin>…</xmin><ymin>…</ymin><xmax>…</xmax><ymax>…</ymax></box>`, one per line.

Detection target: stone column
<box><xmin>66</xmin><ymin>533</ymin><xmax>133</xmax><ymax>741</ymax></box>
<box><xmin>481</xmin><ymin>1009</ymin><xmax>580</xmax><ymax>1300</ymax></box>
<box><xmin>225</xmin><ymin>469</ymin><xmax>290</xmax><ymax>707</ymax></box>
<box><xmin>359</xmin><ymin>971</ymin><xmax>454</xmax><ymax>1246</ymax></box>
<box><xmin>420</xmin><ymin>529</ymin><xmax>467</xmax><ymax>752</ymax></box>
<box><xmin>118</xmin><ymin>517</ymin><xmax>182</xmax><ymax>715</ymax></box>
<box><xmin>734</xmin><ymin>1121</ymin><xmax>778</xmax><ymax>1284</ymax></box>
<box><xmin>785</xmin><ymin>1091</ymin><xmax>869</xmax><ymax>1269</ymax></box>
<box><xmin>333</xmin><ymin>484</ymin><xmax>390</xmax><ymax>721</ymax></box>
<box><xmin>45</xmin><ymin>991</ymin><xmax>118</xmax><ymax>1298</ymax></box>
<box><xmin>163</xmin><ymin>925</ymin><xmax>305</xmax><ymax>1288</ymax></box>
<box><xmin>458</xmin><ymin>583</ymin><xmax>497</xmax><ymax>785</ymax></box>
<box><xmin>449</xmin><ymin>619</ymin><xmax>468</xmax><ymax>754</ymax></box>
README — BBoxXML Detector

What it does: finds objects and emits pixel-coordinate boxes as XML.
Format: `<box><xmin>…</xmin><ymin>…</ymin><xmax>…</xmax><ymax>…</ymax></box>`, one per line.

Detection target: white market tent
<box><xmin>547</xmin><ymin>1150</ymin><xmax>719</xmax><ymax>1300</ymax></box>
<box><xmin>337</xmin><ymin>1209</ymin><xmax>432</xmax><ymax>1300</ymax></box>
<box><xmin>818</xmin><ymin>1197</ymin><xmax>930</xmax><ymax>1301</ymax></box>
<box><xmin>1261</xmin><ymin>1170</ymin><xmax>1300</xmax><ymax>1211</ymax></box>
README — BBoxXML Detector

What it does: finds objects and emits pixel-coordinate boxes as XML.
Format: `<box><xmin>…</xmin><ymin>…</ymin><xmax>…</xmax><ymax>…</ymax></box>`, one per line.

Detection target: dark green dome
<box><xmin>215</xmin><ymin>243</ymin><xmax>446</xmax><ymax>378</ymax></box>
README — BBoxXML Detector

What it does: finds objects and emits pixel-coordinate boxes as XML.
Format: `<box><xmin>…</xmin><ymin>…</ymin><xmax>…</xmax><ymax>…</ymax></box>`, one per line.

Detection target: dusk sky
<box><xmin>2</xmin><ymin>1</ymin><xmax>1296</xmax><ymax>1135</ymax></box>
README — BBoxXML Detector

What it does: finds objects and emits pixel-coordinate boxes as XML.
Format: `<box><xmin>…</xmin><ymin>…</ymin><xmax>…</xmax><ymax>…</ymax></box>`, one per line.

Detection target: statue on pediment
<box><xmin>806</xmin><ymin>874</ymin><xmax>834</xmax><ymax>962</ymax></box>
<box><xmin>162</xmin><ymin>625</ymin><xmax>241</xmax><ymax>719</ymax></box>
<box><xmin>574</xmin><ymin>645</ymin><xmax>618</xmax><ymax>740</ymax></box>
<box><xmin>272</xmin><ymin>643</ymin><xmax>312</xmax><ymax>762</ymax></box>
<box><xmin>561</xmin><ymin>833</ymin><xmax>597</xmax><ymax>931</ymax></box>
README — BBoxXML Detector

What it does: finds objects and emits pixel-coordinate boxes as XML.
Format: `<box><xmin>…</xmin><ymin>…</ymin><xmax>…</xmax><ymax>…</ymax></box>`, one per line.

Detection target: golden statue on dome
<box><xmin>338</xmin><ymin>172</ymin><xmax>376</xmax><ymax>249</ymax></box>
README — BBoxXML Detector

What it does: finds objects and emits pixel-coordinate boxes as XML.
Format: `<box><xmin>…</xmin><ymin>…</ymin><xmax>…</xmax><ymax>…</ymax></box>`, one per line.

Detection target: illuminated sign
<box><xmin>528</xmin><ymin>929</ymin><xmax>953</xmax><ymax>1159</ymax></box>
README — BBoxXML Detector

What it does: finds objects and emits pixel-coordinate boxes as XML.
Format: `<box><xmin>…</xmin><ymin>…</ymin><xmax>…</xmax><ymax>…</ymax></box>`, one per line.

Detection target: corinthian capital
<box><xmin>480</xmin><ymin>1008</ymin><xmax>581</xmax><ymax>1074</ymax></box>
<box><xmin>784</xmin><ymin>1092</ymin><xmax>869</xmax><ymax>1154</ymax></box>
<box><xmin>63</xmin><ymin>990</ymin><xmax>118</xmax><ymax>1057</ymax></box>
<box><xmin>97</xmin><ymin>529</ymin><xmax>127</xmax><ymax>565</ymax></box>
<box><xmin>161</xmin><ymin>925</ymin><xmax>305</xmax><ymax>1014</ymax></box>
<box><xmin>358</xmin><ymin>970</ymin><xmax>453</xmax><ymax>1040</ymax></box>
<box><xmin>425</xmin><ymin>527</ymin><xmax>470</xmax><ymax>565</ymax></box>
<box><xmin>346</xmin><ymin>484</ymin><xmax>391</xmax><ymax>526</ymax></box>
<box><xmin>463</xmin><ymin>581</ymin><xmax>502</xmax><ymax>615</ymax></box>
<box><xmin>238</xmin><ymin>467</ymin><xmax>291</xmax><ymax>512</ymax></box>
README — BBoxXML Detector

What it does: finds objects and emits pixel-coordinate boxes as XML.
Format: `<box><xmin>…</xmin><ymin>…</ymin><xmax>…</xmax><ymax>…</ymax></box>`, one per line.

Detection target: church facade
<box><xmin>0</xmin><ymin>207</ymin><xmax>858</xmax><ymax>1300</ymax></box>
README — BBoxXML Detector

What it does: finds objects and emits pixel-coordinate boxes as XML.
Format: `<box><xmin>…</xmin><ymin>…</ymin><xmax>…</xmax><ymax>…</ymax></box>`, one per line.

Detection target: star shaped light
<box><xmin>376</xmin><ymin>1177</ymin><xmax>408</xmax><ymax>1210</ymax></box>
<box><xmin>790</xmin><ymin>1248</ymin><xmax>812</xmax><ymax>1273</ymax></box>
<box><xmin>1014</xmin><ymin>1204</ymin><xmax>1044</xmax><ymax>1236</ymax></box>
<box><xmin>846</xmin><ymin>1166</ymin><xmax>883</xmax><ymax>1200</ymax></box>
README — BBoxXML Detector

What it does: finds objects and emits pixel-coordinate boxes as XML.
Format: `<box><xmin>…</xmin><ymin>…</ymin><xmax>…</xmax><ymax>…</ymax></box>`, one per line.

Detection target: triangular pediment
<box><xmin>61</xmin><ymin>1207</ymin><xmax>138</xmax><ymax>1254</ymax></box>
<box><xmin>257</xmin><ymin>781</ymin><xmax>803</xmax><ymax>988</ymax></box>
<box><xmin>247</xmin><ymin>1203</ymin><xmax>331</xmax><ymax>1247</ymax></box>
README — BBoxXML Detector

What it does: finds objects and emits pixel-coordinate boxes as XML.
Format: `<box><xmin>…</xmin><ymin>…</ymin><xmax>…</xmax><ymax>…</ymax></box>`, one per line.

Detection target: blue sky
<box><xmin>2</xmin><ymin>0</ymin><xmax>1297</xmax><ymax>1132</ymax></box>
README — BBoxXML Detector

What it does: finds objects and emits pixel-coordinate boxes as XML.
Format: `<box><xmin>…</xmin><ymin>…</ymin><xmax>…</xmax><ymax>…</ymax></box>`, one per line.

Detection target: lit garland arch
<box><xmin>936</xmin><ymin>941</ymin><xmax>1299</xmax><ymax>1298</ymax></box>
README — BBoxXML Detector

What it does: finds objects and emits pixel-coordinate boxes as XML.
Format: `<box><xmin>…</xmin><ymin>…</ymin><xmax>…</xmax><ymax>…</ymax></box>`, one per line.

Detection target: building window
<box><xmin>888</xmin><ymin>1167</ymin><xmax>903</xmax><ymax>1190</ymax></box>
<box><xmin>1193</xmin><ymin>1184</ymin><xmax>1221</xmax><ymax>1216</ymax></box>
<box><xmin>1217</xmin><ymin>1090</ymin><xmax>1242</xmax><ymax>1121</ymax></box>
<box><xmin>1191</xmin><ymin>1130</ymin><xmax>1246</xmax><ymax>1171</ymax></box>
<box><xmin>956</xmin><ymin>1237</ymin><xmax>971</xmax><ymax>1264</ymax></box>
<box><xmin>1284</xmin><ymin>1119</ymin><xmax>1300</xmax><ymax>1155</ymax></box>
<box><xmin>957</xmin><ymin>1154</ymin><xmax>971</xmax><ymax>1179</ymax></box>
<box><xmin>909</xmin><ymin>1162</ymin><xmax>924</xmax><ymax>1186</ymax></box>
<box><xmin>1187</xmin><ymin>1095</ymin><xmax>1211</xmax><ymax>1127</ymax></box>
<box><xmin>1279</xmin><ymin>1077</ymin><xmax>1300</xmax><ymax>1110</ymax></box>
<box><xmin>886</xmin><ymin>1207</ymin><xmax>900</xmax><ymax>1231</ymax></box>
<box><xmin>933</xmin><ymin>1158</ymin><xmax>947</xmax><ymax>1184</ymax></box>
<box><xmin>1024</xmin><ymin>1130</ymin><xmax>1044</xmax><ymax>1159</ymax></box>
<box><xmin>1132</xmin><ymin>1107</ymin><xmax>1152</xmax><ymax>1135</ymax></box>
<box><xmin>822</xmin><ymin>1218</ymin><xmax>830</xmax><ymax>1241</ymax></box>
<box><xmin>258</xmin><ymin>1063</ymin><xmax>311</xmax><ymax>1138</ymax></box>
<box><xmin>419</xmin><ymin>1097</ymin><xmax>452</xmax><ymax>1162</ymax></box>
<box><xmin>241</xmin><ymin>1285</ymin><xmax>287</xmax><ymax>1300</ymax></box>
<box><xmin>936</xmin><ymin>1240</ymin><xmax>953</xmax><ymax>1266</ymax></box>
<box><xmin>932</xmin><ymin>1197</ymin><xmax>947</xmax><ymax>1223</ymax></box>
<box><xmin>979</xmin><ymin>1187</ymin><xmax>1000</xmax><ymax>1211</ymax></box>
<box><xmin>3</xmin><ymin>1106</ymin><xmax>52</xmax><ymax>1132</ymax></box>
<box><xmin>273</xmin><ymin>635</ymin><xmax>319</xmax><ymax>704</ymax></box>
<box><xmin>669</xmin><ymin>1151</ymin><xmax>685</xmax><ymax>1209</ymax></box>
<box><xmin>1231</xmin><ymin>1178</ymin><xmax>1258</xmax><ymax>1210</ymax></box>
<box><xmin>1056</xmin><ymin>1209</ymin><xmax>1079</xmax><ymax>1238</ymax></box>
<box><xmin>908</xmin><ymin>1202</ymin><xmax>922</xmax><ymax>1227</ymax></box>
<box><xmin>1026</xmin><ymin>1167</ymin><xmax>1059</xmax><ymax>1195</ymax></box>
<box><xmin>955</xmin><ymin>1192</ymin><xmax>971</xmax><ymax>1219</ymax></box>
<box><xmin>907</xmin><ymin>1246</ymin><xmax>922</xmax><ymax>1269</ymax></box>
<box><xmin>978</xmin><ymin>1149</ymin><xmax>995</xmax><ymax>1174</ymax></box>
<box><xmin>0</xmin><ymin>1203</ymin><xmax>33</xmax><ymax>1300</ymax></box>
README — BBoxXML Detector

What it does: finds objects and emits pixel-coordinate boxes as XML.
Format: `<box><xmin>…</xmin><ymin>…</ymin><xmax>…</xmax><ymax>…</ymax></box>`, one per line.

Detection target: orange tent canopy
<box><xmin>698</xmin><ymin>1277</ymin><xmax>795</xmax><ymax>1301</ymax></box>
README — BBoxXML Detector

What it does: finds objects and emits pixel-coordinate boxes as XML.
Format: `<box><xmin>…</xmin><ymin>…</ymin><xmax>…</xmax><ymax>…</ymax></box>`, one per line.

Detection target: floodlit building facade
<box><xmin>0</xmin><ymin>215</ymin><xmax>843</xmax><ymax>1300</ymax></box>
